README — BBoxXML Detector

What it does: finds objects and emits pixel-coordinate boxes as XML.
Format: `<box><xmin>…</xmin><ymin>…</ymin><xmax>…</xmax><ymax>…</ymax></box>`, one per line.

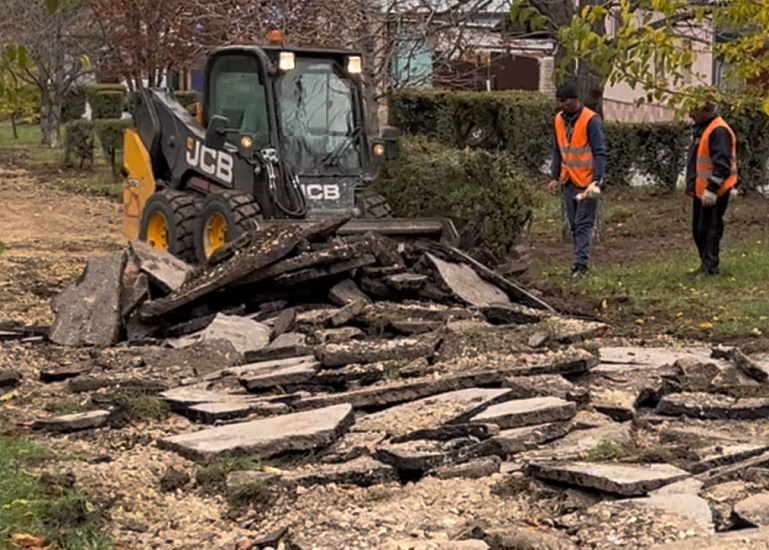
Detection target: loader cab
<box><xmin>202</xmin><ymin>45</ymin><xmax>395</xmax><ymax>178</ymax></box>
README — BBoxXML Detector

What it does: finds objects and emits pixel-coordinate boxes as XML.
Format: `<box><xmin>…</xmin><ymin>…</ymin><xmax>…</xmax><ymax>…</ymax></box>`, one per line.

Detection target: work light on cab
<box><xmin>347</xmin><ymin>56</ymin><xmax>362</xmax><ymax>74</ymax></box>
<box><xmin>279</xmin><ymin>51</ymin><xmax>295</xmax><ymax>71</ymax></box>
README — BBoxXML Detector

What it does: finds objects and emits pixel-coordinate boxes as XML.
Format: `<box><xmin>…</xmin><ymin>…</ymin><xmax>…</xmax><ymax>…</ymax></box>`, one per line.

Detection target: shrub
<box><xmin>603</xmin><ymin>123</ymin><xmax>639</xmax><ymax>187</ymax></box>
<box><xmin>90</xmin><ymin>91</ymin><xmax>125</xmax><ymax>119</ymax></box>
<box><xmin>86</xmin><ymin>84</ymin><xmax>127</xmax><ymax>119</ymax></box>
<box><xmin>718</xmin><ymin>100</ymin><xmax>769</xmax><ymax>194</ymax></box>
<box><xmin>94</xmin><ymin>119</ymin><xmax>131</xmax><ymax>175</ymax></box>
<box><xmin>61</xmin><ymin>86</ymin><xmax>87</xmax><ymax>123</ymax></box>
<box><xmin>388</xmin><ymin>89</ymin><xmax>554</xmax><ymax>175</ymax></box>
<box><xmin>603</xmin><ymin>122</ymin><xmax>688</xmax><ymax>189</ymax></box>
<box><xmin>373</xmin><ymin>135</ymin><xmax>538</xmax><ymax>263</ymax></box>
<box><xmin>0</xmin><ymin>84</ymin><xmax>40</xmax><ymax>132</ymax></box>
<box><xmin>173</xmin><ymin>90</ymin><xmax>200</xmax><ymax>108</ymax></box>
<box><xmin>63</xmin><ymin>119</ymin><xmax>95</xmax><ymax>169</ymax></box>
<box><xmin>389</xmin><ymin>89</ymin><xmax>769</xmax><ymax>192</ymax></box>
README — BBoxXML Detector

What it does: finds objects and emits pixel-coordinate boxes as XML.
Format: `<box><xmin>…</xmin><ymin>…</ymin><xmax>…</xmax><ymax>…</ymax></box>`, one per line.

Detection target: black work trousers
<box><xmin>692</xmin><ymin>193</ymin><xmax>730</xmax><ymax>274</ymax></box>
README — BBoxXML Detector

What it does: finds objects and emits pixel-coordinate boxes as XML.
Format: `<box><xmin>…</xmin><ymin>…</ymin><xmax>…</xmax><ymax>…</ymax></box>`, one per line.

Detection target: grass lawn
<box><xmin>0</xmin><ymin>425</ymin><xmax>113</xmax><ymax>550</ymax></box>
<box><xmin>0</xmin><ymin>122</ymin><xmax>122</xmax><ymax>200</ymax></box>
<box><xmin>527</xmin><ymin>187</ymin><xmax>769</xmax><ymax>343</ymax></box>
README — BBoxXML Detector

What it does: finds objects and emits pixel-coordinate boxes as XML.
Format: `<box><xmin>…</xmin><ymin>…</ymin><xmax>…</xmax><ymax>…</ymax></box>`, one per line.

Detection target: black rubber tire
<box><xmin>359</xmin><ymin>189</ymin><xmax>393</xmax><ymax>219</ymax></box>
<box><xmin>193</xmin><ymin>191</ymin><xmax>261</xmax><ymax>264</ymax></box>
<box><xmin>138</xmin><ymin>190</ymin><xmax>200</xmax><ymax>262</ymax></box>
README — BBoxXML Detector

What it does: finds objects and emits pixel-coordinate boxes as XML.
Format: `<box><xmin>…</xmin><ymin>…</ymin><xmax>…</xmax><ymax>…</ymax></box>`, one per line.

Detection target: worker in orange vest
<box><xmin>548</xmin><ymin>82</ymin><xmax>607</xmax><ymax>278</ymax></box>
<box><xmin>685</xmin><ymin>102</ymin><xmax>738</xmax><ymax>276</ymax></box>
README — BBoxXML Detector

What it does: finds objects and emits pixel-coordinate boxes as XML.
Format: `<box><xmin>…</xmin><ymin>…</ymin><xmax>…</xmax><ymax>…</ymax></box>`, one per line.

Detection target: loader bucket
<box><xmin>260</xmin><ymin>217</ymin><xmax>460</xmax><ymax>245</ymax></box>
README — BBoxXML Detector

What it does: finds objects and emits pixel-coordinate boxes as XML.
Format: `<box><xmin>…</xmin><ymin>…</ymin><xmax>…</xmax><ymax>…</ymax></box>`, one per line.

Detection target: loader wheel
<box><xmin>359</xmin><ymin>190</ymin><xmax>393</xmax><ymax>219</ymax></box>
<box><xmin>139</xmin><ymin>190</ymin><xmax>199</xmax><ymax>262</ymax></box>
<box><xmin>194</xmin><ymin>191</ymin><xmax>261</xmax><ymax>263</ymax></box>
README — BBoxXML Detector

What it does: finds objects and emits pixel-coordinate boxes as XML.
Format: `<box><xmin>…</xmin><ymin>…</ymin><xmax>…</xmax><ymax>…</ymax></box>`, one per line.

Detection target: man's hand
<box><xmin>577</xmin><ymin>182</ymin><xmax>601</xmax><ymax>201</ymax></box>
<box><xmin>548</xmin><ymin>180</ymin><xmax>559</xmax><ymax>196</ymax></box>
<box><xmin>701</xmin><ymin>190</ymin><xmax>717</xmax><ymax>207</ymax></box>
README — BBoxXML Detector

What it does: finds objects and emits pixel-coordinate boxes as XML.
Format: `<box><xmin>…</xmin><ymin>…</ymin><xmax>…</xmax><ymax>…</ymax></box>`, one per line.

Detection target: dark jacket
<box><xmin>685</xmin><ymin>117</ymin><xmax>734</xmax><ymax>196</ymax></box>
<box><xmin>550</xmin><ymin>107</ymin><xmax>607</xmax><ymax>184</ymax></box>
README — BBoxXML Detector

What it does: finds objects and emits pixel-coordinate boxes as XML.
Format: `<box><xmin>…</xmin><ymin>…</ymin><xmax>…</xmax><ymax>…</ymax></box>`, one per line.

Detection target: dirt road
<box><xmin>0</xmin><ymin>165</ymin><xmax>124</xmax><ymax>327</ymax></box>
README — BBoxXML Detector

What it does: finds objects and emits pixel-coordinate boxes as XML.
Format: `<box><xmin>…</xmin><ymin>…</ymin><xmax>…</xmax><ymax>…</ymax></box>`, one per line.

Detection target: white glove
<box><xmin>701</xmin><ymin>190</ymin><xmax>717</xmax><ymax>207</ymax></box>
<box><xmin>577</xmin><ymin>182</ymin><xmax>601</xmax><ymax>201</ymax></box>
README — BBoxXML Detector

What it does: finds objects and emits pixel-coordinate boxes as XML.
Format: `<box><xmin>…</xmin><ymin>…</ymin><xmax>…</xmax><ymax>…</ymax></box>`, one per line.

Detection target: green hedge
<box><xmin>86</xmin><ymin>84</ymin><xmax>127</xmax><ymax>120</ymax></box>
<box><xmin>173</xmin><ymin>91</ymin><xmax>200</xmax><ymax>108</ymax></box>
<box><xmin>62</xmin><ymin>86</ymin><xmax>87</xmax><ymax>123</ymax></box>
<box><xmin>603</xmin><ymin>122</ymin><xmax>689</xmax><ymax>189</ymax></box>
<box><xmin>95</xmin><ymin>119</ymin><xmax>131</xmax><ymax>175</ymax></box>
<box><xmin>390</xmin><ymin>89</ymin><xmax>769</xmax><ymax>192</ymax></box>
<box><xmin>388</xmin><ymin>89</ymin><xmax>554</xmax><ymax>175</ymax></box>
<box><xmin>718</xmin><ymin>100</ymin><xmax>769</xmax><ymax>194</ymax></box>
<box><xmin>63</xmin><ymin>120</ymin><xmax>95</xmax><ymax>168</ymax></box>
<box><xmin>373</xmin><ymin>135</ymin><xmax>536</xmax><ymax>263</ymax></box>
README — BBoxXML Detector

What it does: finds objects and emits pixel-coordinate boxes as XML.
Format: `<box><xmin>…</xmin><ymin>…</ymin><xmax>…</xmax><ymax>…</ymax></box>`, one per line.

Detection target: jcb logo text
<box><xmin>186</xmin><ymin>140</ymin><xmax>234</xmax><ymax>184</ymax></box>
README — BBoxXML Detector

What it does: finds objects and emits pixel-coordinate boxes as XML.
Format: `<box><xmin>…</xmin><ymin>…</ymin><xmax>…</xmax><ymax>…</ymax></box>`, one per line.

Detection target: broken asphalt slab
<box><xmin>490</xmin><ymin>422</ymin><xmax>573</xmax><ymax>454</ymax></box>
<box><xmin>314</xmin><ymin>336</ymin><xmax>439</xmax><ymax>368</ymax></box>
<box><xmin>168</xmin><ymin>313</ymin><xmax>271</xmax><ymax>354</ymax></box>
<box><xmin>32</xmin><ymin>410</ymin><xmax>111</xmax><ymax>433</ymax></box>
<box><xmin>49</xmin><ymin>251</ymin><xmax>127</xmax><ymax>347</ymax></box>
<box><xmin>526</xmin><ymin>461</ymin><xmax>690</xmax><ymax>496</ymax></box>
<box><xmin>599</xmin><ymin>346</ymin><xmax>716</xmax><ymax>366</ymax></box>
<box><xmin>129</xmin><ymin>240</ymin><xmax>194</xmax><ymax>293</ymax></box>
<box><xmin>158</xmin><ymin>403</ymin><xmax>355</xmax><ymax>461</ymax></box>
<box><xmin>656</xmin><ymin>393</ymin><xmax>769</xmax><ymax>420</ymax></box>
<box><xmin>469</xmin><ymin>396</ymin><xmax>577</xmax><ymax>429</ymax></box>
<box><xmin>295</xmin><ymin>350</ymin><xmax>595</xmax><ymax>412</ymax></box>
<box><xmin>425</xmin><ymin>252</ymin><xmax>510</xmax><ymax>307</ymax></box>
<box><xmin>733</xmin><ymin>492</ymin><xmax>769</xmax><ymax>527</ymax></box>
<box><xmin>227</xmin><ymin>456</ymin><xmax>396</xmax><ymax>490</ymax></box>
<box><xmin>187</xmin><ymin>400</ymin><xmax>289</xmax><ymax>424</ymax></box>
<box><xmin>350</xmin><ymin>387</ymin><xmax>514</xmax><ymax>439</ymax></box>
<box><xmin>238</xmin><ymin>356</ymin><xmax>320</xmax><ymax>391</ymax></box>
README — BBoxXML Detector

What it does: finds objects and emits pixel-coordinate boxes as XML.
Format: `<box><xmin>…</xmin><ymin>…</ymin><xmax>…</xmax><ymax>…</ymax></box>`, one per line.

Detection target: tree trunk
<box><xmin>40</xmin><ymin>92</ymin><xmax>61</xmax><ymax>149</ymax></box>
<box><xmin>577</xmin><ymin>62</ymin><xmax>606</xmax><ymax>118</ymax></box>
<box><xmin>11</xmin><ymin>113</ymin><xmax>18</xmax><ymax>139</ymax></box>
<box><xmin>363</xmin><ymin>72</ymin><xmax>381</xmax><ymax>136</ymax></box>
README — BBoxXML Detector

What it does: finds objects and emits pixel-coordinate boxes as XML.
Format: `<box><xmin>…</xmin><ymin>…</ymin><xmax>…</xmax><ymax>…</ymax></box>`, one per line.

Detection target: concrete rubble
<box><xmin>13</xmin><ymin>217</ymin><xmax>769</xmax><ymax>549</ymax></box>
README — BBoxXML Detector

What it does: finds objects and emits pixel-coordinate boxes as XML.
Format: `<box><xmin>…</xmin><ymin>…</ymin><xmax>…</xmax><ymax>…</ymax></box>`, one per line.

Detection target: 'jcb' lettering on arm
<box><xmin>186</xmin><ymin>140</ymin><xmax>235</xmax><ymax>184</ymax></box>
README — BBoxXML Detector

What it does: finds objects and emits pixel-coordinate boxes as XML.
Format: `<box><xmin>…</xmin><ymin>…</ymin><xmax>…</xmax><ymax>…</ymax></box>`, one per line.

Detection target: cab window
<box><xmin>208</xmin><ymin>54</ymin><xmax>269</xmax><ymax>144</ymax></box>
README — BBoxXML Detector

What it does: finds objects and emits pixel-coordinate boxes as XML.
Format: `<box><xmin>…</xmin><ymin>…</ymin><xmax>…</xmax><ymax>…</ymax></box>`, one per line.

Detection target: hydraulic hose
<box><xmin>259</xmin><ymin>148</ymin><xmax>307</xmax><ymax>218</ymax></box>
<box><xmin>274</xmin><ymin>155</ymin><xmax>308</xmax><ymax>218</ymax></box>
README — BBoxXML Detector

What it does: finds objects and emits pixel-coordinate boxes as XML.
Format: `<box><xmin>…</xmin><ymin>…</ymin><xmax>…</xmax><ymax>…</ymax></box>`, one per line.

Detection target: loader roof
<box><xmin>211</xmin><ymin>44</ymin><xmax>363</xmax><ymax>59</ymax></box>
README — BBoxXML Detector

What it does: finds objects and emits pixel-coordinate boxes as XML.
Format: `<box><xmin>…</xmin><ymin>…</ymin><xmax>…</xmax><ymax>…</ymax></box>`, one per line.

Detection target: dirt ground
<box><xmin>0</xmin><ymin>165</ymin><xmax>124</xmax><ymax>327</ymax></box>
<box><xmin>5</xmin><ymin>162</ymin><xmax>769</xmax><ymax>550</ymax></box>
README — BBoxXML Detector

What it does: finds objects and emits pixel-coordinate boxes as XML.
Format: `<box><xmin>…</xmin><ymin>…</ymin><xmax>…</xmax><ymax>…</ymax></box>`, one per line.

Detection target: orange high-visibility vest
<box><xmin>555</xmin><ymin>107</ymin><xmax>598</xmax><ymax>189</ymax></box>
<box><xmin>693</xmin><ymin>117</ymin><xmax>738</xmax><ymax>199</ymax></box>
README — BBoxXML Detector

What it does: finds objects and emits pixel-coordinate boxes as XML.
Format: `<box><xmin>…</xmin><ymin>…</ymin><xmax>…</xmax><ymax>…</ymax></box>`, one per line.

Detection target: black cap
<box><xmin>556</xmin><ymin>82</ymin><xmax>579</xmax><ymax>101</ymax></box>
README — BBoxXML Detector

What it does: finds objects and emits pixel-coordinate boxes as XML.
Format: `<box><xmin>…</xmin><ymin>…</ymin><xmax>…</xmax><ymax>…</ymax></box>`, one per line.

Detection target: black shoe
<box><xmin>572</xmin><ymin>264</ymin><xmax>588</xmax><ymax>279</ymax></box>
<box><xmin>704</xmin><ymin>267</ymin><xmax>720</xmax><ymax>276</ymax></box>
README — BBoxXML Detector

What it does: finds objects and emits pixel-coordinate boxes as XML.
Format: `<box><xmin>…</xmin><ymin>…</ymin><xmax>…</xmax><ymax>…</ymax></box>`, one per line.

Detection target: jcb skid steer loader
<box><xmin>123</xmin><ymin>41</ymin><xmax>459</xmax><ymax>263</ymax></box>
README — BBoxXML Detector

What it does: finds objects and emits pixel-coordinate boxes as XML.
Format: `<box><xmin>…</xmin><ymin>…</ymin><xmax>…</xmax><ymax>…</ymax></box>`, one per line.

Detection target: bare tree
<box><xmin>90</xmin><ymin>0</ymin><xmax>203</xmax><ymax>90</ymax></box>
<box><xmin>188</xmin><ymin>0</ymin><xmax>505</xmax><ymax>132</ymax></box>
<box><xmin>0</xmin><ymin>0</ymin><xmax>98</xmax><ymax>147</ymax></box>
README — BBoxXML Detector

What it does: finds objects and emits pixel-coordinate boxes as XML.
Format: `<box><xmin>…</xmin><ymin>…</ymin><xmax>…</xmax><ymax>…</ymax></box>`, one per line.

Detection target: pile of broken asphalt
<box><xmin>4</xmin><ymin>218</ymin><xmax>769</xmax><ymax>549</ymax></box>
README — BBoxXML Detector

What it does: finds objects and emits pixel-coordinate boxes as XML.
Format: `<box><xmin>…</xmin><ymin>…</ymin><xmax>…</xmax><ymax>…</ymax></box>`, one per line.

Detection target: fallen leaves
<box><xmin>9</xmin><ymin>534</ymin><xmax>52</xmax><ymax>549</ymax></box>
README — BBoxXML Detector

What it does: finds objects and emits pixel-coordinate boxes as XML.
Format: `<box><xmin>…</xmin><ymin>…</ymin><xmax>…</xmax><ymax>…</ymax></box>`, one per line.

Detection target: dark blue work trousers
<box><xmin>563</xmin><ymin>182</ymin><xmax>598</xmax><ymax>268</ymax></box>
